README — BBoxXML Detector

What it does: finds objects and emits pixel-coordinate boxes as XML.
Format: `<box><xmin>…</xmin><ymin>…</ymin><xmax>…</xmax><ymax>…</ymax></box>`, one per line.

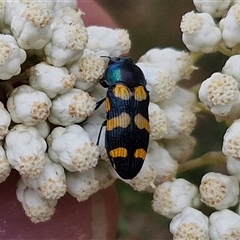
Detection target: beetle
<box><xmin>97</xmin><ymin>57</ymin><xmax>150</xmax><ymax>179</ymax></box>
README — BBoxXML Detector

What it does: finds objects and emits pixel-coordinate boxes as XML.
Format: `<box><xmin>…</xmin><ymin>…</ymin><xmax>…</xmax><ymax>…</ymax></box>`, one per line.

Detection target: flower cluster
<box><xmin>166</xmin><ymin>1</ymin><xmax>240</xmax><ymax>239</ymax></box>
<box><xmin>0</xmin><ymin>0</ymin><xmax>129</xmax><ymax>223</ymax></box>
<box><xmin>5</xmin><ymin>0</ymin><xmax>240</xmax><ymax>238</ymax></box>
<box><xmin>0</xmin><ymin>0</ymin><xmax>200</xmax><ymax>224</ymax></box>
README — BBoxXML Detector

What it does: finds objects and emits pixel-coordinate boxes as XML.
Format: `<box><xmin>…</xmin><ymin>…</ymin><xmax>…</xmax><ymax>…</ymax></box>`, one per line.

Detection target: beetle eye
<box><xmin>100</xmin><ymin>78</ymin><xmax>109</xmax><ymax>88</ymax></box>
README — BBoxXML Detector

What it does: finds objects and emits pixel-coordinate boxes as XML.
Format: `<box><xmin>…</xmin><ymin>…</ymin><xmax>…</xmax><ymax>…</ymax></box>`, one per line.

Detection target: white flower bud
<box><xmin>0</xmin><ymin>1</ymin><xmax>6</xmax><ymax>30</ymax></box>
<box><xmin>128</xmin><ymin>161</ymin><xmax>157</xmax><ymax>192</ymax></box>
<box><xmin>47</xmin><ymin>124</ymin><xmax>99</xmax><ymax>172</ymax></box>
<box><xmin>5</xmin><ymin>1</ymin><xmax>55</xmax><ymax>29</ymax></box>
<box><xmin>48</xmin><ymin>88</ymin><xmax>96</xmax><ymax>126</ymax></box>
<box><xmin>138</xmin><ymin>48</ymin><xmax>196</xmax><ymax>81</ymax></box>
<box><xmin>33</xmin><ymin>121</ymin><xmax>50</xmax><ymax>139</ymax></box>
<box><xmin>0</xmin><ymin>144</ymin><xmax>11</xmax><ymax>183</ymax></box>
<box><xmin>209</xmin><ymin>209</ymin><xmax>240</xmax><ymax>240</ymax></box>
<box><xmin>0</xmin><ymin>102</ymin><xmax>11</xmax><ymax>139</ymax></box>
<box><xmin>199</xmin><ymin>73</ymin><xmax>240</xmax><ymax>119</ymax></box>
<box><xmin>4</xmin><ymin>1</ymin><xmax>26</xmax><ymax>28</ymax></box>
<box><xmin>169</xmin><ymin>86</ymin><xmax>197</xmax><ymax>108</ymax></box>
<box><xmin>180</xmin><ymin>11</ymin><xmax>221</xmax><ymax>53</ymax></box>
<box><xmin>82</xmin><ymin>114</ymin><xmax>108</xmax><ymax>161</ymax></box>
<box><xmin>193</xmin><ymin>0</ymin><xmax>232</xmax><ymax>18</ymax></box>
<box><xmin>223</xmin><ymin>119</ymin><xmax>240</xmax><ymax>158</ymax></box>
<box><xmin>94</xmin><ymin>161</ymin><xmax>116</xmax><ymax>189</ymax></box>
<box><xmin>16</xmin><ymin>179</ymin><xmax>57</xmax><ymax>223</ymax></box>
<box><xmin>160</xmin><ymin>101</ymin><xmax>196</xmax><ymax>139</ymax></box>
<box><xmin>66</xmin><ymin>169</ymin><xmax>100</xmax><ymax>202</ymax></box>
<box><xmin>152</xmin><ymin>178</ymin><xmax>200</xmax><ymax>219</ymax></box>
<box><xmin>53</xmin><ymin>7</ymin><xmax>83</xmax><ymax>28</ymax></box>
<box><xmin>148</xmin><ymin>102</ymin><xmax>168</xmax><ymax>140</ymax></box>
<box><xmin>28</xmin><ymin>62</ymin><xmax>76</xmax><ymax>99</ymax></box>
<box><xmin>86</xmin><ymin>26</ymin><xmax>131</xmax><ymax>56</ymax></box>
<box><xmin>5</xmin><ymin>124</ymin><xmax>47</xmax><ymax>178</ymax></box>
<box><xmin>11</xmin><ymin>2</ymin><xmax>53</xmax><ymax>50</ymax></box>
<box><xmin>222</xmin><ymin>55</ymin><xmax>240</xmax><ymax>86</ymax></box>
<box><xmin>147</xmin><ymin>141</ymin><xmax>178</xmax><ymax>185</ymax></box>
<box><xmin>22</xmin><ymin>154</ymin><xmax>66</xmax><ymax>200</ymax></box>
<box><xmin>220</xmin><ymin>3</ymin><xmax>240</xmax><ymax>48</ymax></box>
<box><xmin>226</xmin><ymin>156</ymin><xmax>240</xmax><ymax>182</ymax></box>
<box><xmin>7</xmin><ymin>85</ymin><xmax>52</xmax><ymax>126</ymax></box>
<box><xmin>89</xmin><ymin>84</ymin><xmax>108</xmax><ymax>114</ymax></box>
<box><xmin>0</xmin><ymin>34</ymin><xmax>26</xmax><ymax>80</ymax></box>
<box><xmin>199</xmin><ymin>172</ymin><xmax>239</xmax><ymax>210</ymax></box>
<box><xmin>44</xmin><ymin>21</ymin><xmax>87</xmax><ymax>67</ymax></box>
<box><xmin>42</xmin><ymin>0</ymin><xmax>56</xmax><ymax>10</ymax></box>
<box><xmin>137</xmin><ymin>62</ymin><xmax>176</xmax><ymax>102</ymax></box>
<box><xmin>164</xmin><ymin>135</ymin><xmax>197</xmax><ymax>163</ymax></box>
<box><xmin>170</xmin><ymin>207</ymin><xmax>209</xmax><ymax>240</ymax></box>
<box><xmin>68</xmin><ymin>53</ymin><xmax>106</xmax><ymax>91</ymax></box>
<box><xmin>53</xmin><ymin>0</ymin><xmax>77</xmax><ymax>13</ymax></box>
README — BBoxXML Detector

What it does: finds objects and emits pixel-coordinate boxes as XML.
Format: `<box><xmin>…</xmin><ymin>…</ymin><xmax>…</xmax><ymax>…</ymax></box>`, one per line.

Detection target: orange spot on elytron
<box><xmin>107</xmin><ymin>112</ymin><xmax>131</xmax><ymax>131</ymax></box>
<box><xmin>105</xmin><ymin>97</ymin><xmax>110</xmax><ymax>112</ymax></box>
<box><xmin>134</xmin><ymin>148</ymin><xmax>147</xmax><ymax>160</ymax></box>
<box><xmin>134</xmin><ymin>86</ymin><xmax>148</xmax><ymax>101</ymax></box>
<box><xmin>109</xmin><ymin>147</ymin><xmax>128</xmax><ymax>158</ymax></box>
<box><xmin>134</xmin><ymin>113</ymin><xmax>150</xmax><ymax>132</ymax></box>
<box><xmin>113</xmin><ymin>84</ymin><xmax>131</xmax><ymax>100</ymax></box>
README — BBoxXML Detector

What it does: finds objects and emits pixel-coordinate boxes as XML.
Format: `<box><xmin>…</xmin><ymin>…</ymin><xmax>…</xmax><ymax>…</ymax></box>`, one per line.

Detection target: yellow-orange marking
<box><xmin>107</xmin><ymin>112</ymin><xmax>131</xmax><ymax>131</ymax></box>
<box><xmin>113</xmin><ymin>84</ymin><xmax>131</xmax><ymax>100</ymax></box>
<box><xmin>134</xmin><ymin>86</ymin><xmax>148</xmax><ymax>101</ymax></box>
<box><xmin>109</xmin><ymin>147</ymin><xmax>128</xmax><ymax>158</ymax></box>
<box><xmin>134</xmin><ymin>114</ymin><xmax>150</xmax><ymax>132</ymax></box>
<box><xmin>134</xmin><ymin>148</ymin><xmax>147</xmax><ymax>160</ymax></box>
<box><xmin>105</xmin><ymin>97</ymin><xmax>111</xmax><ymax>112</ymax></box>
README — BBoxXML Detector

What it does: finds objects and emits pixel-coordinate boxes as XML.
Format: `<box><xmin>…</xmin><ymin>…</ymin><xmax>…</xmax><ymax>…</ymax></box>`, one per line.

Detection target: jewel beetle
<box><xmin>98</xmin><ymin>57</ymin><xmax>150</xmax><ymax>179</ymax></box>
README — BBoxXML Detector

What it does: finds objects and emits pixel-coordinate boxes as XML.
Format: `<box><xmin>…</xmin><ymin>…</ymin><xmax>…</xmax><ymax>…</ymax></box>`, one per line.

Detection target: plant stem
<box><xmin>216</xmin><ymin>45</ymin><xmax>233</xmax><ymax>57</ymax></box>
<box><xmin>177</xmin><ymin>151</ymin><xmax>226</xmax><ymax>174</ymax></box>
<box><xmin>190</xmin><ymin>51</ymin><xmax>204</xmax><ymax>63</ymax></box>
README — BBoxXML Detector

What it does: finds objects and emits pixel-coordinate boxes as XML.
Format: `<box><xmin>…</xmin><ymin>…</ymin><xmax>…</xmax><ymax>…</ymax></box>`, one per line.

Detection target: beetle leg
<box><xmin>96</xmin><ymin>120</ymin><xmax>106</xmax><ymax>145</ymax></box>
<box><xmin>95</xmin><ymin>98</ymin><xmax>106</xmax><ymax>110</ymax></box>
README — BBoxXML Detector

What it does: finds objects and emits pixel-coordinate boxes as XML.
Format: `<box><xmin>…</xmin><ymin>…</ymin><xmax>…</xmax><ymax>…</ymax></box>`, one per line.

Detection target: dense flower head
<box><xmin>0</xmin><ymin>0</ymin><xmax>131</xmax><ymax>222</ymax></box>
<box><xmin>1</xmin><ymin>0</ymin><xmax>229</xmax><ymax>236</ymax></box>
<box><xmin>177</xmin><ymin>0</ymin><xmax>240</xmax><ymax>239</ymax></box>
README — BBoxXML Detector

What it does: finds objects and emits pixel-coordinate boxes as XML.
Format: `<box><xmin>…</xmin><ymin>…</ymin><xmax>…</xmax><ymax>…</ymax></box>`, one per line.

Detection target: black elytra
<box><xmin>97</xmin><ymin>57</ymin><xmax>150</xmax><ymax>179</ymax></box>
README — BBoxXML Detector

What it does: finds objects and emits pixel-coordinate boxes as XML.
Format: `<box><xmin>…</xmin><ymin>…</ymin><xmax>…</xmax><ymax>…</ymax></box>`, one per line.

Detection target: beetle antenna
<box><xmin>101</xmin><ymin>56</ymin><xmax>111</xmax><ymax>60</ymax></box>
